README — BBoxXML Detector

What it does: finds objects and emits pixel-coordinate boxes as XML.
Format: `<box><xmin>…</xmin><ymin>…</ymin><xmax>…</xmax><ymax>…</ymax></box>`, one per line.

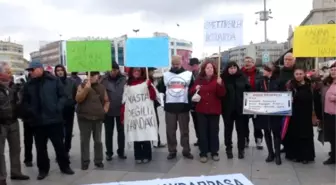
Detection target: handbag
<box><xmin>191</xmin><ymin>89</ymin><xmax>201</xmax><ymax>102</ymax></box>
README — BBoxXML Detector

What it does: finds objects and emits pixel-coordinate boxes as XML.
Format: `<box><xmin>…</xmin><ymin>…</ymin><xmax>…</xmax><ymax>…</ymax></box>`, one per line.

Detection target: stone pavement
<box><xmin>4</xmin><ymin>108</ymin><xmax>336</xmax><ymax>185</ymax></box>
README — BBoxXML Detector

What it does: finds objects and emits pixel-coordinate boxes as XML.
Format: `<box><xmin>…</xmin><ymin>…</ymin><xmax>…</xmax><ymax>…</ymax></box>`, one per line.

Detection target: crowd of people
<box><xmin>0</xmin><ymin>52</ymin><xmax>335</xmax><ymax>185</ymax></box>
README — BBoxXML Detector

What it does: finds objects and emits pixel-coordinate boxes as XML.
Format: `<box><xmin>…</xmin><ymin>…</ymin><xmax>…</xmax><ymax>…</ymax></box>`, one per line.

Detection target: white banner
<box><xmin>203</xmin><ymin>14</ymin><xmax>244</xmax><ymax>47</ymax></box>
<box><xmin>243</xmin><ymin>92</ymin><xmax>292</xmax><ymax>116</ymax></box>
<box><xmin>85</xmin><ymin>174</ymin><xmax>254</xmax><ymax>185</ymax></box>
<box><xmin>123</xmin><ymin>82</ymin><xmax>158</xmax><ymax>142</ymax></box>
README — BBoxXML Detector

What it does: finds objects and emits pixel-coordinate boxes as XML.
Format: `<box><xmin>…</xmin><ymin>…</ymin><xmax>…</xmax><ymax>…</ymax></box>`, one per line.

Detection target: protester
<box><xmin>320</xmin><ymin>66</ymin><xmax>330</xmax><ymax>80</ymax></box>
<box><xmin>189</xmin><ymin>58</ymin><xmax>201</xmax><ymax>146</ymax></box>
<box><xmin>148</xmin><ymin>67</ymin><xmax>166</xmax><ymax>148</ymax></box>
<box><xmin>279</xmin><ymin>53</ymin><xmax>296</xmax><ymax>90</ymax></box>
<box><xmin>70</xmin><ymin>72</ymin><xmax>82</xmax><ymax>87</ymax></box>
<box><xmin>157</xmin><ymin>55</ymin><xmax>194</xmax><ymax>160</ymax></box>
<box><xmin>241</xmin><ymin>56</ymin><xmax>263</xmax><ymax>149</ymax></box>
<box><xmin>76</xmin><ymin>72</ymin><xmax>110</xmax><ymax>170</ymax></box>
<box><xmin>0</xmin><ymin>62</ymin><xmax>29</xmax><ymax>185</ymax></box>
<box><xmin>20</xmin><ymin>74</ymin><xmax>35</xmax><ymax>167</ymax></box>
<box><xmin>190</xmin><ymin>61</ymin><xmax>225</xmax><ymax>163</ymax></box>
<box><xmin>285</xmin><ymin>67</ymin><xmax>316</xmax><ymax>164</ymax></box>
<box><xmin>54</xmin><ymin>65</ymin><xmax>77</xmax><ymax>157</ymax></box>
<box><xmin>221</xmin><ymin>62</ymin><xmax>250</xmax><ymax>159</ymax></box>
<box><xmin>23</xmin><ymin>61</ymin><xmax>74</xmax><ymax>180</ymax></box>
<box><xmin>101</xmin><ymin>62</ymin><xmax>127</xmax><ymax>160</ymax></box>
<box><xmin>121</xmin><ymin>68</ymin><xmax>158</xmax><ymax>164</ymax></box>
<box><xmin>320</xmin><ymin>62</ymin><xmax>336</xmax><ymax>165</ymax></box>
<box><xmin>255</xmin><ymin>65</ymin><xmax>282</xmax><ymax>165</ymax></box>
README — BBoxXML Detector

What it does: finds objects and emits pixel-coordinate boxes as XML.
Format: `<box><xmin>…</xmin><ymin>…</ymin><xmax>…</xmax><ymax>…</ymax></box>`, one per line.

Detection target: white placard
<box><xmin>243</xmin><ymin>92</ymin><xmax>292</xmax><ymax>116</ymax></box>
<box><xmin>203</xmin><ymin>14</ymin><xmax>244</xmax><ymax>47</ymax></box>
<box><xmin>123</xmin><ymin>82</ymin><xmax>158</xmax><ymax>142</ymax></box>
<box><xmin>84</xmin><ymin>174</ymin><xmax>254</xmax><ymax>185</ymax></box>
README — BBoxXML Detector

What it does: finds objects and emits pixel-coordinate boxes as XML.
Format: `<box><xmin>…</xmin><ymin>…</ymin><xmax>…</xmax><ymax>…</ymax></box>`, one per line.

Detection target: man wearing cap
<box><xmin>189</xmin><ymin>58</ymin><xmax>200</xmax><ymax>146</ymax></box>
<box><xmin>22</xmin><ymin>61</ymin><xmax>74</xmax><ymax>180</ymax></box>
<box><xmin>100</xmin><ymin>62</ymin><xmax>127</xmax><ymax>161</ymax></box>
<box><xmin>157</xmin><ymin>55</ymin><xmax>194</xmax><ymax>160</ymax></box>
<box><xmin>0</xmin><ymin>62</ymin><xmax>29</xmax><ymax>185</ymax></box>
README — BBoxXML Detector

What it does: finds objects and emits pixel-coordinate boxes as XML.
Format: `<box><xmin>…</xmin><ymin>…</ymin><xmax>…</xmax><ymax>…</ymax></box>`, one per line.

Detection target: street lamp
<box><xmin>255</xmin><ymin>0</ymin><xmax>273</xmax><ymax>42</ymax></box>
<box><xmin>133</xmin><ymin>29</ymin><xmax>140</xmax><ymax>36</ymax></box>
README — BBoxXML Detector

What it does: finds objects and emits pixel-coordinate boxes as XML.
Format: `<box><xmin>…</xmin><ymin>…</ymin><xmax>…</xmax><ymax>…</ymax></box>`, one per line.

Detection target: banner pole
<box><xmin>218</xmin><ymin>46</ymin><xmax>221</xmax><ymax>77</ymax></box>
<box><xmin>146</xmin><ymin>67</ymin><xmax>149</xmax><ymax>80</ymax></box>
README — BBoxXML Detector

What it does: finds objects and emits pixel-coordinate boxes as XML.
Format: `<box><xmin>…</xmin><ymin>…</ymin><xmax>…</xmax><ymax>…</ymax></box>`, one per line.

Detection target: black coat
<box><xmin>254</xmin><ymin>76</ymin><xmax>283</xmax><ymax>130</ymax></box>
<box><xmin>22</xmin><ymin>72</ymin><xmax>66</xmax><ymax>126</ymax></box>
<box><xmin>221</xmin><ymin>72</ymin><xmax>250</xmax><ymax>117</ymax></box>
<box><xmin>278</xmin><ymin>67</ymin><xmax>294</xmax><ymax>91</ymax></box>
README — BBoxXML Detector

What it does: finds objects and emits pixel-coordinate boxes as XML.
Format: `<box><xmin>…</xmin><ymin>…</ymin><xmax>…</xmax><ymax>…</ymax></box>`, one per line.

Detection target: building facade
<box><xmin>39</xmin><ymin>40</ymin><xmax>62</xmax><ymax>66</ymax></box>
<box><xmin>287</xmin><ymin>0</ymin><xmax>336</xmax><ymax>69</ymax></box>
<box><xmin>0</xmin><ymin>40</ymin><xmax>25</xmax><ymax>74</ymax></box>
<box><xmin>30</xmin><ymin>51</ymin><xmax>41</xmax><ymax>62</ymax></box>
<box><xmin>227</xmin><ymin>41</ymin><xmax>288</xmax><ymax>67</ymax></box>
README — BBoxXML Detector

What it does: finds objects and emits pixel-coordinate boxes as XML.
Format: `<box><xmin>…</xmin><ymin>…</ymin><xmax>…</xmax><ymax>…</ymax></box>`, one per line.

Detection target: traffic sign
<box><xmin>262</xmin><ymin>52</ymin><xmax>269</xmax><ymax>64</ymax></box>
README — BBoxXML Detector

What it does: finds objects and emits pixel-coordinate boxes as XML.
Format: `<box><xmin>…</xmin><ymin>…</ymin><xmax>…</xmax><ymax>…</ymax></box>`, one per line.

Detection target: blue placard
<box><xmin>125</xmin><ymin>37</ymin><xmax>170</xmax><ymax>67</ymax></box>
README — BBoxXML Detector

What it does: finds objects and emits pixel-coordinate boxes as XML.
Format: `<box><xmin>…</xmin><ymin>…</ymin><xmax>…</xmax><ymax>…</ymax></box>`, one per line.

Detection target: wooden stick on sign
<box><xmin>146</xmin><ymin>67</ymin><xmax>149</xmax><ymax>80</ymax></box>
<box><xmin>218</xmin><ymin>46</ymin><xmax>221</xmax><ymax>77</ymax></box>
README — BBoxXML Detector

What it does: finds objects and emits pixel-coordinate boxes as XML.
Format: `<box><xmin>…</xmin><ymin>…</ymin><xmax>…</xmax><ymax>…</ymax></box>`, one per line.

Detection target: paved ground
<box><xmin>3</xmin><ymin>107</ymin><xmax>336</xmax><ymax>185</ymax></box>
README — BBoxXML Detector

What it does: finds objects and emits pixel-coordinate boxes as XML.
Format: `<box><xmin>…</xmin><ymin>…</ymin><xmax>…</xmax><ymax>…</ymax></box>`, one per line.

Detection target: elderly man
<box><xmin>0</xmin><ymin>62</ymin><xmax>29</xmax><ymax>185</ymax></box>
<box><xmin>157</xmin><ymin>55</ymin><xmax>194</xmax><ymax>160</ymax></box>
<box><xmin>279</xmin><ymin>52</ymin><xmax>296</xmax><ymax>90</ymax></box>
<box><xmin>241</xmin><ymin>56</ymin><xmax>264</xmax><ymax>150</ymax></box>
<box><xmin>23</xmin><ymin>61</ymin><xmax>74</xmax><ymax>180</ymax></box>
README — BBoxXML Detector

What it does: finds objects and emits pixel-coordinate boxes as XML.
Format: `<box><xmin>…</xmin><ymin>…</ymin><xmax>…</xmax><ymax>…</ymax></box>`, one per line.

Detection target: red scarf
<box><xmin>242</xmin><ymin>66</ymin><xmax>257</xmax><ymax>90</ymax></box>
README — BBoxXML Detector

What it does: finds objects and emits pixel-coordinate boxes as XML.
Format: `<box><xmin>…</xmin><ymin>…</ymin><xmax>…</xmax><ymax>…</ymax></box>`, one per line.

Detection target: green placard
<box><xmin>66</xmin><ymin>40</ymin><xmax>112</xmax><ymax>72</ymax></box>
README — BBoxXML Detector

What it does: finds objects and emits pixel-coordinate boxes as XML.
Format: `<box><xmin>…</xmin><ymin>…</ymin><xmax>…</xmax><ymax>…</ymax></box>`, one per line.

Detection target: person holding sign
<box><xmin>120</xmin><ymin>68</ymin><xmax>158</xmax><ymax>164</ymax></box>
<box><xmin>76</xmin><ymin>72</ymin><xmax>110</xmax><ymax>170</ymax></box>
<box><xmin>221</xmin><ymin>62</ymin><xmax>250</xmax><ymax>159</ymax></box>
<box><xmin>189</xmin><ymin>61</ymin><xmax>226</xmax><ymax>163</ymax></box>
<box><xmin>157</xmin><ymin>55</ymin><xmax>194</xmax><ymax>160</ymax></box>
<box><xmin>284</xmin><ymin>67</ymin><xmax>316</xmax><ymax>164</ymax></box>
<box><xmin>254</xmin><ymin>65</ymin><xmax>283</xmax><ymax>165</ymax></box>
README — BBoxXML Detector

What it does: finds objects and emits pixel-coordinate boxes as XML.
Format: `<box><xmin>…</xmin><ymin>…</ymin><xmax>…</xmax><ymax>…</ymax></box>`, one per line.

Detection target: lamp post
<box><xmin>255</xmin><ymin>0</ymin><xmax>273</xmax><ymax>42</ymax></box>
<box><xmin>133</xmin><ymin>29</ymin><xmax>140</xmax><ymax>36</ymax></box>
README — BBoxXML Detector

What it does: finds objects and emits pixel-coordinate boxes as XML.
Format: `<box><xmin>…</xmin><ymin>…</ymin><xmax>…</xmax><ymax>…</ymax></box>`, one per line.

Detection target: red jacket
<box><xmin>189</xmin><ymin>76</ymin><xmax>226</xmax><ymax>115</ymax></box>
<box><xmin>120</xmin><ymin>79</ymin><xmax>156</xmax><ymax>123</ymax></box>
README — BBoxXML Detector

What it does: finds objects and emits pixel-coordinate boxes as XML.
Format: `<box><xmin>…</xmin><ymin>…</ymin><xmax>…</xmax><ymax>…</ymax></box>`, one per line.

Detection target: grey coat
<box><xmin>101</xmin><ymin>74</ymin><xmax>126</xmax><ymax>116</ymax></box>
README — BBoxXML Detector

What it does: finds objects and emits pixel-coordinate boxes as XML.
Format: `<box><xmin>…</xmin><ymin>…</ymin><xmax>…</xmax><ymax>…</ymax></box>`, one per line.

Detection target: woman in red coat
<box><xmin>120</xmin><ymin>68</ymin><xmax>157</xmax><ymax>164</ymax></box>
<box><xmin>190</xmin><ymin>61</ymin><xmax>226</xmax><ymax>163</ymax></box>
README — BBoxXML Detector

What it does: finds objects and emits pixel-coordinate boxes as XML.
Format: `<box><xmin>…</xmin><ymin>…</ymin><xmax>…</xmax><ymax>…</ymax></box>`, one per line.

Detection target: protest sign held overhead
<box><xmin>66</xmin><ymin>40</ymin><xmax>112</xmax><ymax>72</ymax></box>
<box><xmin>293</xmin><ymin>24</ymin><xmax>336</xmax><ymax>57</ymax></box>
<box><xmin>123</xmin><ymin>82</ymin><xmax>158</xmax><ymax>142</ymax></box>
<box><xmin>204</xmin><ymin>14</ymin><xmax>244</xmax><ymax>47</ymax></box>
<box><xmin>125</xmin><ymin>37</ymin><xmax>170</xmax><ymax>67</ymax></box>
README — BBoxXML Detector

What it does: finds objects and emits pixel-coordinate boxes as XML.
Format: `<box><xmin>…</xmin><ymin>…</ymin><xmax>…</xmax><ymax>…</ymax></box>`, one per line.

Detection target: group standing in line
<box><xmin>0</xmin><ymin>52</ymin><xmax>335</xmax><ymax>185</ymax></box>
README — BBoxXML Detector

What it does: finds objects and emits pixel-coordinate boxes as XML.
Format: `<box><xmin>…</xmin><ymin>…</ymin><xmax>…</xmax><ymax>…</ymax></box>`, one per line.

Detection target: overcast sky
<box><xmin>0</xmin><ymin>0</ymin><xmax>313</xmax><ymax>59</ymax></box>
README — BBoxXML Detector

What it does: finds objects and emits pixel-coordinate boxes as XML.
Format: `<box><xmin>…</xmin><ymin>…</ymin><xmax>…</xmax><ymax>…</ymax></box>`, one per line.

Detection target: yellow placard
<box><xmin>293</xmin><ymin>24</ymin><xmax>336</xmax><ymax>57</ymax></box>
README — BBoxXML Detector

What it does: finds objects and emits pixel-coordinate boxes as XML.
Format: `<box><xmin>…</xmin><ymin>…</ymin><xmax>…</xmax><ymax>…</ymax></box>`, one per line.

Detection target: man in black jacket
<box><xmin>157</xmin><ymin>55</ymin><xmax>194</xmax><ymax>160</ymax></box>
<box><xmin>54</xmin><ymin>64</ymin><xmax>77</xmax><ymax>156</ymax></box>
<box><xmin>189</xmin><ymin>58</ymin><xmax>200</xmax><ymax>146</ymax></box>
<box><xmin>0</xmin><ymin>62</ymin><xmax>29</xmax><ymax>185</ymax></box>
<box><xmin>23</xmin><ymin>61</ymin><xmax>74</xmax><ymax>180</ymax></box>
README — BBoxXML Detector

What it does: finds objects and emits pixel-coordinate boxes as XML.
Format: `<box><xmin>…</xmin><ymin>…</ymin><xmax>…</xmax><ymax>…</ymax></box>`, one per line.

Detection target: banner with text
<box><xmin>293</xmin><ymin>24</ymin><xmax>336</xmax><ymax>57</ymax></box>
<box><xmin>123</xmin><ymin>82</ymin><xmax>158</xmax><ymax>142</ymax></box>
<box><xmin>243</xmin><ymin>92</ymin><xmax>292</xmax><ymax>116</ymax></box>
<box><xmin>66</xmin><ymin>41</ymin><xmax>112</xmax><ymax>72</ymax></box>
<box><xmin>85</xmin><ymin>174</ymin><xmax>254</xmax><ymax>185</ymax></box>
<box><xmin>203</xmin><ymin>14</ymin><xmax>244</xmax><ymax>47</ymax></box>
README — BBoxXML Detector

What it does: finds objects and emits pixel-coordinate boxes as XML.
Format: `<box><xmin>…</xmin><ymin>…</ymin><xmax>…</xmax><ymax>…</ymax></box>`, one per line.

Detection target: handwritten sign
<box><xmin>123</xmin><ymin>82</ymin><xmax>158</xmax><ymax>142</ymax></box>
<box><xmin>243</xmin><ymin>92</ymin><xmax>292</xmax><ymax>116</ymax></box>
<box><xmin>125</xmin><ymin>37</ymin><xmax>169</xmax><ymax>67</ymax></box>
<box><xmin>85</xmin><ymin>174</ymin><xmax>254</xmax><ymax>185</ymax></box>
<box><xmin>203</xmin><ymin>14</ymin><xmax>244</xmax><ymax>47</ymax></box>
<box><xmin>293</xmin><ymin>24</ymin><xmax>336</xmax><ymax>57</ymax></box>
<box><xmin>66</xmin><ymin>41</ymin><xmax>112</xmax><ymax>72</ymax></box>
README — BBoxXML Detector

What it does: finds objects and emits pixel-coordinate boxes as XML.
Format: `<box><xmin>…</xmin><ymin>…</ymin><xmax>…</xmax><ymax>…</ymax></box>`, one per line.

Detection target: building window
<box><xmin>171</xmin><ymin>49</ymin><xmax>175</xmax><ymax>56</ymax></box>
